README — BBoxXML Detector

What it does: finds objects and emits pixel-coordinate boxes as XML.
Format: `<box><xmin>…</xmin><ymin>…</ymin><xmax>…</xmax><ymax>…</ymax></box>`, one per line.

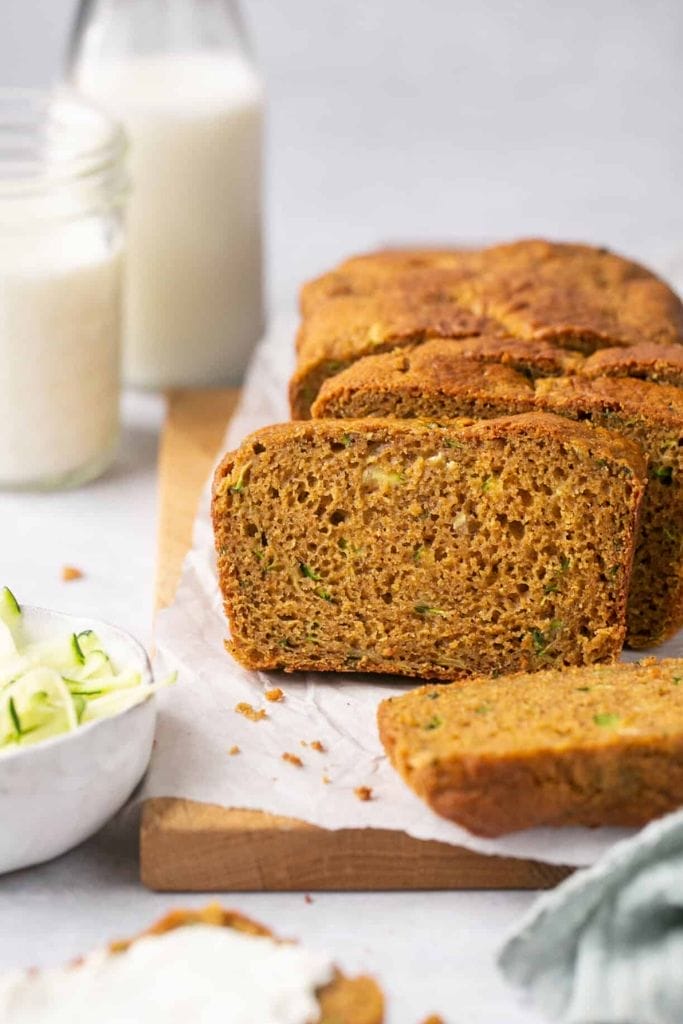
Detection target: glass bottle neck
<box><xmin>67</xmin><ymin>0</ymin><xmax>250</xmax><ymax>73</ymax></box>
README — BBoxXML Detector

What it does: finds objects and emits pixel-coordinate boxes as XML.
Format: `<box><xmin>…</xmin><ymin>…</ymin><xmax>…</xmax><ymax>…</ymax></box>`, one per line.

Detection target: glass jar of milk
<box><xmin>69</xmin><ymin>0</ymin><xmax>264</xmax><ymax>389</ymax></box>
<box><xmin>0</xmin><ymin>90</ymin><xmax>126</xmax><ymax>490</ymax></box>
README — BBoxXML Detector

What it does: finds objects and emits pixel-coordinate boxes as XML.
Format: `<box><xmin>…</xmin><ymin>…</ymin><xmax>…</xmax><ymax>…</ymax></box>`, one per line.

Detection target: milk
<box><xmin>0</xmin><ymin>224</ymin><xmax>122</xmax><ymax>488</ymax></box>
<box><xmin>76</xmin><ymin>51</ymin><xmax>264</xmax><ymax>389</ymax></box>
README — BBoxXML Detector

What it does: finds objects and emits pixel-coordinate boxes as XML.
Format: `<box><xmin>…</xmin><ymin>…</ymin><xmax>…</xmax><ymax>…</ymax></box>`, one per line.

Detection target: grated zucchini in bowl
<box><xmin>0</xmin><ymin>588</ymin><xmax>172</xmax><ymax>754</ymax></box>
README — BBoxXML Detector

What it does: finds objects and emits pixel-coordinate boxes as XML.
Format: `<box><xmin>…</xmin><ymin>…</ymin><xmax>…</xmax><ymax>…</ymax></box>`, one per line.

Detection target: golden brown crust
<box><xmin>213</xmin><ymin>414</ymin><xmax>645</xmax><ymax>679</ymax></box>
<box><xmin>110</xmin><ymin>905</ymin><xmax>384</xmax><ymax>1024</ymax></box>
<box><xmin>292</xmin><ymin>240</ymin><xmax>683</xmax><ymax>416</ymax></box>
<box><xmin>378</xmin><ymin>659</ymin><xmax>683</xmax><ymax>836</ymax></box>
<box><xmin>312</xmin><ymin>339</ymin><xmax>683</xmax><ymax>648</ymax></box>
<box><xmin>582</xmin><ymin>341</ymin><xmax>683</xmax><ymax>386</ymax></box>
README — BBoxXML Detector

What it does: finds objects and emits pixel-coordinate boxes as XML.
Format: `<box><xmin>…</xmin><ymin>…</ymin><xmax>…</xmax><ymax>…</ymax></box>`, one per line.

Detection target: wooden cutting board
<box><xmin>140</xmin><ymin>390</ymin><xmax>571</xmax><ymax>891</ymax></box>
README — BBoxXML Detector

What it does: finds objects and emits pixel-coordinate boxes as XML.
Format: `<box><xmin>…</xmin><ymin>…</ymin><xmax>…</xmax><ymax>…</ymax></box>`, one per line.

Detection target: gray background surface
<box><xmin>4</xmin><ymin>0</ymin><xmax>683</xmax><ymax>302</ymax></box>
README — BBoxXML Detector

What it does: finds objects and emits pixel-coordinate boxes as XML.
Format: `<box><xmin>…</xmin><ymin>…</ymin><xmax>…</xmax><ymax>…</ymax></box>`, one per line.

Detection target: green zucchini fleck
<box><xmin>414</xmin><ymin>603</ymin><xmax>448</xmax><ymax>618</ymax></box>
<box><xmin>299</xmin><ymin>563</ymin><xmax>321</xmax><ymax>581</ymax></box>
<box><xmin>424</xmin><ymin>715</ymin><xmax>443</xmax><ymax>730</ymax></box>
<box><xmin>544</xmin><ymin>556</ymin><xmax>571</xmax><ymax>593</ymax></box>
<box><xmin>229</xmin><ymin>465</ymin><xmax>249</xmax><ymax>493</ymax></box>
<box><xmin>530</xmin><ymin>619</ymin><xmax>563</xmax><ymax>656</ymax></box>
<box><xmin>654</xmin><ymin>465</ymin><xmax>673</xmax><ymax>485</ymax></box>
<box><xmin>593</xmin><ymin>712</ymin><xmax>620</xmax><ymax>728</ymax></box>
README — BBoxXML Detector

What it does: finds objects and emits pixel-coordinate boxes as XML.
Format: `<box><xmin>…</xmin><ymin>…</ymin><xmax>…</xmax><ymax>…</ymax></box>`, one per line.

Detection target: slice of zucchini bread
<box><xmin>213</xmin><ymin>414</ymin><xmax>645</xmax><ymax>680</ymax></box>
<box><xmin>290</xmin><ymin>239</ymin><xmax>683</xmax><ymax>417</ymax></box>
<box><xmin>312</xmin><ymin>340</ymin><xmax>683</xmax><ymax>648</ymax></box>
<box><xmin>378</xmin><ymin>658</ymin><xmax>683</xmax><ymax>836</ymax></box>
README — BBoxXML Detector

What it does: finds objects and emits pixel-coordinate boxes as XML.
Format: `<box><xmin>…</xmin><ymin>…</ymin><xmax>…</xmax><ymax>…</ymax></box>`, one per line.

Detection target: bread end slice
<box><xmin>379</xmin><ymin>659</ymin><xmax>683</xmax><ymax>836</ymax></box>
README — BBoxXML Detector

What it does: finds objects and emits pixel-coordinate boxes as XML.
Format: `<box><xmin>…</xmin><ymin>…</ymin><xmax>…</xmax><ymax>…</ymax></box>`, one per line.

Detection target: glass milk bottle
<box><xmin>68</xmin><ymin>0</ymin><xmax>264</xmax><ymax>389</ymax></box>
<box><xmin>0</xmin><ymin>90</ymin><xmax>125</xmax><ymax>489</ymax></box>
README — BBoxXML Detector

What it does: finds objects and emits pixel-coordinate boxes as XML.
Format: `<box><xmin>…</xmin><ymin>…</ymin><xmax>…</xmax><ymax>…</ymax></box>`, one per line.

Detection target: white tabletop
<box><xmin>0</xmin><ymin>389</ymin><xmax>546</xmax><ymax>1024</ymax></box>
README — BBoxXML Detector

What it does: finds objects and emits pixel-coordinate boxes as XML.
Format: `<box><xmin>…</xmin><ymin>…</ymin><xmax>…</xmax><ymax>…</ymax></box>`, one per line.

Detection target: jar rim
<box><xmin>0</xmin><ymin>87</ymin><xmax>127</xmax><ymax>203</ymax></box>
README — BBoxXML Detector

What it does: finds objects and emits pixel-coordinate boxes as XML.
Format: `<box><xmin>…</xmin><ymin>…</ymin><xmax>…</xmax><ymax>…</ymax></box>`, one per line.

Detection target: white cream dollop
<box><xmin>0</xmin><ymin>924</ymin><xmax>335</xmax><ymax>1024</ymax></box>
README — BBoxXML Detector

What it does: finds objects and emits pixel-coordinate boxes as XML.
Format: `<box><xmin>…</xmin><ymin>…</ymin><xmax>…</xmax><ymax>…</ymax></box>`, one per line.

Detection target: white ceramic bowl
<box><xmin>0</xmin><ymin>606</ymin><xmax>156</xmax><ymax>875</ymax></box>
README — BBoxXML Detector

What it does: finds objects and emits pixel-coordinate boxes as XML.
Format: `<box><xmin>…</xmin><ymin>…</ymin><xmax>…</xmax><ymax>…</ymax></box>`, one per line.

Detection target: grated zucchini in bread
<box><xmin>312</xmin><ymin>339</ymin><xmax>683</xmax><ymax>648</ymax></box>
<box><xmin>213</xmin><ymin>414</ymin><xmax>645</xmax><ymax>680</ymax></box>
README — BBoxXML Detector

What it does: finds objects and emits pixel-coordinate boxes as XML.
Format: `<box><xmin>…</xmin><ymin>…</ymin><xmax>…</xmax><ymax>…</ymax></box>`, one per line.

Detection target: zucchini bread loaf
<box><xmin>290</xmin><ymin>239</ymin><xmax>683</xmax><ymax>417</ymax></box>
<box><xmin>0</xmin><ymin>904</ymin><xmax>384</xmax><ymax>1024</ymax></box>
<box><xmin>378</xmin><ymin>658</ymin><xmax>683</xmax><ymax>836</ymax></box>
<box><xmin>213</xmin><ymin>414</ymin><xmax>645</xmax><ymax>680</ymax></box>
<box><xmin>312</xmin><ymin>340</ymin><xmax>683</xmax><ymax>648</ymax></box>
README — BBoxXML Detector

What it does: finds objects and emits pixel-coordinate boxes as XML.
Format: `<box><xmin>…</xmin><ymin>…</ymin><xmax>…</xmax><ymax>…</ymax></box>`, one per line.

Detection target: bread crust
<box><xmin>582</xmin><ymin>341</ymin><xmax>683</xmax><ymax>386</ymax></box>
<box><xmin>291</xmin><ymin>240</ymin><xmax>683</xmax><ymax>417</ymax></box>
<box><xmin>378</xmin><ymin>659</ymin><xmax>683</xmax><ymax>836</ymax></box>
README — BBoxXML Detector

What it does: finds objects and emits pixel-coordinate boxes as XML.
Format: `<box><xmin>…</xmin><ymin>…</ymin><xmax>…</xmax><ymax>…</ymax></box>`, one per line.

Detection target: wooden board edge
<box><xmin>156</xmin><ymin>388</ymin><xmax>240</xmax><ymax>610</ymax></box>
<box><xmin>141</xmin><ymin>798</ymin><xmax>572</xmax><ymax>892</ymax></box>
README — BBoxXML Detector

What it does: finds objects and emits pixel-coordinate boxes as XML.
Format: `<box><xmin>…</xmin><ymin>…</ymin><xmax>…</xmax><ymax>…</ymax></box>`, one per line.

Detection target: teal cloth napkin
<box><xmin>499</xmin><ymin>808</ymin><xmax>683</xmax><ymax>1023</ymax></box>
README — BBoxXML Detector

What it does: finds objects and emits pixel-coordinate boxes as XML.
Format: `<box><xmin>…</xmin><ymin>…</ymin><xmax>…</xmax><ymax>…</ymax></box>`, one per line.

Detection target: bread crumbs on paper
<box><xmin>322</xmin><ymin>774</ymin><xmax>331</xmax><ymax>785</ymax></box>
<box><xmin>355</xmin><ymin>786</ymin><xmax>373</xmax><ymax>802</ymax></box>
<box><xmin>265</xmin><ymin>687</ymin><xmax>284</xmax><ymax>702</ymax></box>
<box><xmin>311</xmin><ymin>740</ymin><xmax>325</xmax><ymax>753</ymax></box>
<box><xmin>61</xmin><ymin>565</ymin><xmax>84</xmax><ymax>582</ymax></box>
<box><xmin>235</xmin><ymin>701</ymin><xmax>267</xmax><ymax>722</ymax></box>
<box><xmin>282</xmin><ymin>752</ymin><xmax>303</xmax><ymax>767</ymax></box>
<box><xmin>420</xmin><ymin>1017</ymin><xmax>445</xmax><ymax>1024</ymax></box>
<box><xmin>228</xmin><ymin>745</ymin><xmax>241</xmax><ymax>756</ymax></box>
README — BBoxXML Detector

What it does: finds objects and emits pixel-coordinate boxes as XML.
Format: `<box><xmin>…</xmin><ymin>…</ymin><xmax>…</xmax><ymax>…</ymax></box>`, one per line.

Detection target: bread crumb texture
<box><xmin>228</xmin><ymin>745</ymin><xmax>241</xmax><ymax>756</ymax></box>
<box><xmin>378</xmin><ymin>658</ymin><xmax>683</xmax><ymax>836</ymax></box>
<box><xmin>61</xmin><ymin>565</ymin><xmax>84</xmax><ymax>582</ymax></box>
<box><xmin>265</xmin><ymin>687</ymin><xmax>284</xmax><ymax>702</ymax></box>
<box><xmin>355</xmin><ymin>786</ymin><xmax>373</xmax><ymax>802</ymax></box>
<box><xmin>234</xmin><ymin>702</ymin><xmax>267</xmax><ymax>722</ymax></box>
<box><xmin>213</xmin><ymin>415</ymin><xmax>644</xmax><ymax>680</ymax></box>
<box><xmin>313</xmin><ymin>339</ymin><xmax>683</xmax><ymax>647</ymax></box>
<box><xmin>291</xmin><ymin>239</ymin><xmax>683</xmax><ymax>417</ymax></box>
<box><xmin>282</xmin><ymin>752</ymin><xmax>304</xmax><ymax>767</ymax></box>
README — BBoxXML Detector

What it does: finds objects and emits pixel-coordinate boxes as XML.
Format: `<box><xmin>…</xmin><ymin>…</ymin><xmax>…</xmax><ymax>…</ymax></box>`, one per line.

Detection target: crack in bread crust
<box><xmin>291</xmin><ymin>240</ymin><xmax>683</xmax><ymax>418</ymax></box>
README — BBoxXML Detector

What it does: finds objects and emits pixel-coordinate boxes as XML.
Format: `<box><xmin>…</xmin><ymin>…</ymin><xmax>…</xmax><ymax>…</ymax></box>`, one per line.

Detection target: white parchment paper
<box><xmin>143</xmin><ymin>312</ymin><xmax>683</xmax><ymax>868</ymax></box>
